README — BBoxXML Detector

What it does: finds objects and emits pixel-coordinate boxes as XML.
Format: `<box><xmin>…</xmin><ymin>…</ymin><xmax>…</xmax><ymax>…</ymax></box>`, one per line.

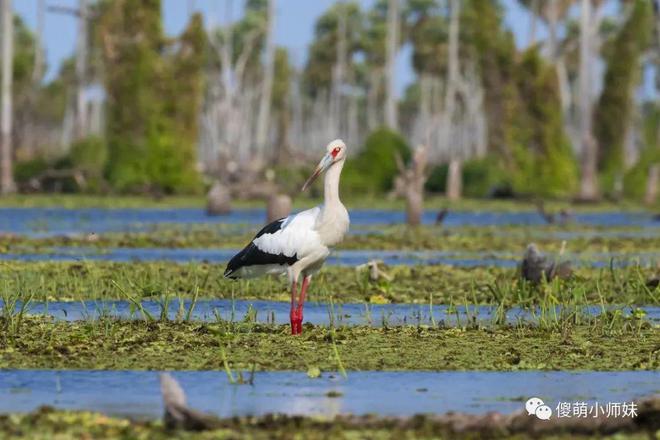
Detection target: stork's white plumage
<box><xmin>224</xmin><ymin>139</ymin><xmax>350</xmax><ymax>334</ymax></box>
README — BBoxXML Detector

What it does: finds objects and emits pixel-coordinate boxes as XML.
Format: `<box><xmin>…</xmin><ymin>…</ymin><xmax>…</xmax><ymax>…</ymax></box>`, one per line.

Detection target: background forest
<box><xmin>0</xmin><ymin>0</ymin><xmax>658</xmax><ymax>204</ymax></box>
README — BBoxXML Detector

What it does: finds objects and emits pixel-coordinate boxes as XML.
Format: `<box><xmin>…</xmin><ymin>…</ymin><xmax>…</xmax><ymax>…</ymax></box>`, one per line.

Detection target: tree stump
<box><xmin>206</xmin><ymin>181</ymin><xmax>231</xmax><ymax>216</ymax></box>
<box><xmin>266</xmin><ymin>193</ymin><xmax>292</xmax><ymax>223</ymax></box>
<box><xmin>644</xmin><ymin>164</ymin><xmax>659</xmax><ymax>206</ymax></box>
<box><xmin>396</xmin><ymin>145</ymin><xmax>428</xmax><ymax>226</ymax></box>
<box><xmin>446</xmin><ymin>159</ymin><xmax>462</xmax><ymax>201</ymax></box>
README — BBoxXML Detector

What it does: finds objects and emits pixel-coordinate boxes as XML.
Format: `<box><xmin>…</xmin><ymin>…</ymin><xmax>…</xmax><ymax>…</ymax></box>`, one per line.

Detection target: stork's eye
<box><xmin>331</xmin><ymin>147</ymin><xmax>341</xmax><ymax>157</ymax></box>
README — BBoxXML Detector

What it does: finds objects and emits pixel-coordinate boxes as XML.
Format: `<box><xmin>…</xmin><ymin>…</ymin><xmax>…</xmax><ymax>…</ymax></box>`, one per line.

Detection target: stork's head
<box><xmin>302</xmin><ymin>139</ymin><xmax>347</xmax><ymax>191</ymax></box>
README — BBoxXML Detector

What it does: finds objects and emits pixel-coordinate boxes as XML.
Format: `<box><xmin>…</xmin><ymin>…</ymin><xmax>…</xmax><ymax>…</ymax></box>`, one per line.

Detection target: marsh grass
<box><xmin>0</xmin><ymin>274</ymin><xmax>34</xmax><ymax>343</ymax></box>
<box><xmin>0</xmin><ymin>261</ymin><xmax>658</xmax><ymax>305</ymax></box>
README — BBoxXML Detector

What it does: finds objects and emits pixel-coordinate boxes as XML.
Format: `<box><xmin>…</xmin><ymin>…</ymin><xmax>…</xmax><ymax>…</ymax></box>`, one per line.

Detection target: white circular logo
<box><xmin>535</xmin><ymin>405</ymin><xmax>552</xmax><ymax>420</ymax></box>
<box><xmin>525</xmin><ymin>397</ymin><xmax>544</xmax><ymax>416</ymax></box>
<box><xmin>525</xmin><ymin>397</ymin><xmax>552</xmax><ymax>420</ymax></box>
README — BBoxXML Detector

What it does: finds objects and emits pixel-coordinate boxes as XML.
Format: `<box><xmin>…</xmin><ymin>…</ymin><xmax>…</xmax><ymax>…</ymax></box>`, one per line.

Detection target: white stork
<box><xmin>224</xmin><ymin>139</ymin><xmax>350</xmax><ymax>335</ymax></box>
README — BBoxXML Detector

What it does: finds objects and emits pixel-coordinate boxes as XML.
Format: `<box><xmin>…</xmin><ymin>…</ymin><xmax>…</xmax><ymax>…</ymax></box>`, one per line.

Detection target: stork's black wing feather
<box><xmin>224</xmin><ymin>218</ymin><xmax>298</xmax><ymax>278</ymax></box>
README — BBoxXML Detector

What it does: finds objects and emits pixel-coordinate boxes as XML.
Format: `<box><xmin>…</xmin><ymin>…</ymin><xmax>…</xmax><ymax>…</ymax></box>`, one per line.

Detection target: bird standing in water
<box><xmin>224</xmin><ymin>139</ymin><xmax>350</xmax><ymax>334</ymax></box>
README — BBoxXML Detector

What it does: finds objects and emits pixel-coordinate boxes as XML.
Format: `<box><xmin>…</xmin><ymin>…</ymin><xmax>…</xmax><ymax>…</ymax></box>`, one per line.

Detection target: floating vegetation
<box><xmin>3</xmin><ymin>223</ymin><xmax>660</xmax><ymax>253</ymax></box>
<box><xmin>0</xmin><ymin>316</ymin><xmax>655</xmax><ymax>371</ymax></box>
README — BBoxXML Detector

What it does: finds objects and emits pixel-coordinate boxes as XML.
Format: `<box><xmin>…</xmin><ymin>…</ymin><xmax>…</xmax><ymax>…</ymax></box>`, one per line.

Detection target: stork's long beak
<box><xmin>302</xmin><ymin>153</ymin><xmax>333</xmax><ymax>192</ymax></box>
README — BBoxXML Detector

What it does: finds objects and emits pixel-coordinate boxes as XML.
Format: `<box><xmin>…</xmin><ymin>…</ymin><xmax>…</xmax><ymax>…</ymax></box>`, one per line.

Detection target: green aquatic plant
<box><xmin>329</xmin><ymin>296</ymin><xmax>347</xmax><ymax>379</ymax></box>
<box><xmin>0</xmin><ymin>276</ymin><xmax>34</xmax><ymax>343</ymax></box>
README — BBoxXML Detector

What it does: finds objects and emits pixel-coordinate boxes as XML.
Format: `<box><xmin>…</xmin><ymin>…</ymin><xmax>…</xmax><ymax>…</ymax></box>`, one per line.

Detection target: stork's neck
<box><xmin>323</xmin><ymin>159</ymin><xmax>344</xmax><ymax>207</ymax></box>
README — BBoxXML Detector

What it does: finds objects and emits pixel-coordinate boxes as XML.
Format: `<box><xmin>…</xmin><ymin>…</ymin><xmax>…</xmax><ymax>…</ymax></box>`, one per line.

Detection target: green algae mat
<box><xmin>1</xmin><ymin>318</ymin><xmax>656</xmax><ymax>371</ymax></box>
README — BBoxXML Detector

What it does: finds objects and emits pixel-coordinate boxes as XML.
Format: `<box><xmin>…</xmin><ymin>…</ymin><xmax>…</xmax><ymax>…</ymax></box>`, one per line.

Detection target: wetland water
<box><xmin>1</xmin><ymin>247</ymin><xmax>659</xmax><ymax>267</ymax></box>
<box><xmin>9</xmin><ymin>300</ymin><xmax>660</xmax><ymax>326</ymax></box>
<box><xmin>0</xmin><ymin>207</ymin><xmax>658</xmax><ymax>236</ymax></box>
<box><xmin>1</xmin><ymin>370</ymin><xmax>658</xmax><ymax>419</ymax></box>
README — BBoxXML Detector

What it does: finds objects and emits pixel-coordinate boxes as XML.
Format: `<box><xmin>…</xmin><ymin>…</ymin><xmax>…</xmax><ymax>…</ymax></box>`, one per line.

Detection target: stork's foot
<box><xmin>290</xmin><ymin>309</ymin><xmax>303</xmax><ymax>335</ymax></box>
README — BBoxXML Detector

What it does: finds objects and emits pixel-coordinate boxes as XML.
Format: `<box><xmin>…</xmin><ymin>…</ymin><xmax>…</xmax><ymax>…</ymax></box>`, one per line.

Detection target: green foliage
<box><xmin>512</xmin><ymin>49</ymin><xmax>577</xmax><ymax>198</ymax></box>
<box><xmin>160</xmin><ymin>12</ymin><xmax>206</xmax><ymax>193</ymax></box>
<box><xmin>406</xmin><ymin>0</ymin><xmax>447</xmax><ymax>76</ymax></box>
<box><xmin>623</xmin><ymin>148</ymin><xmax>660</xmax><ymax>200</ymax></box>
<box><xmin>272</xmin><ymin>48</ymin><xmax>292</xmax><ymax>111</ymax></box>
<box><xmin>425</xmin><ymin>161</ymin><xmax>508</xmax><ymax>198</ymax></box>
<box><xmin>594</xmin><ymin>0</ymin><xmax>652</xmax><ymax>194</ymax></box>
<box><xmin>461</xmin><ymin>0</ymin><xmax>518</xmax><ymax>160</ymax></box>
<box><xmin>458</xmin><ymin>2</ymin><xmax>577</xmax><ymax>198</ymax></box>
<box><xmin>343</xmin><ymin>128</ymin><xmax>411</xmax><ymax>194</ymax></box>
<box><xmin>461</xmin><ymin>157</ymin><xmax>511</xmax><ymax>198</ymax></box>
<box><xmin>12</xmin><ymin>16</ymin><xmax>37</xmax><ymax>90</ymax></box>
<box><xmin>99</xmin><ymin>1</ymin><xmax>203</xmax><ymax>194</ymax></box>
<box><xmin>424</xmin><ymin>164</ymin><xmax>447</xmax><ymax>193</ymax></box>
<box><xmin>303</xmin><ymin>2</ymin><xmax>363</xmax><ymax>94</ymax></box>
<box><xmin>623</xmin><ymin>102</ymin><xmax>660</xmax><ymax>199</ymax></box>
<box><xmin>273</xmin><ymin>48</ymin><xmax>293</xmax><ymax>162</ymax></box>
<box><xmin>13</xmin><ymin>159</ymin><xmax>49</xmax><ymax>187</ymax></box>
<box><xmin>68</xmin><ymin>137</ymin><xmax>108</xmax><ymax>176</ymax></box>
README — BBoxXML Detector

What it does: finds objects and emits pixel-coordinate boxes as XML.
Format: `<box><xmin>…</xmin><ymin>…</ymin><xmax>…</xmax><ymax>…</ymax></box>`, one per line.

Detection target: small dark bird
<box><xmin>535</xmin><ymin>200</ymin><xmax>555</xmax><ymax>224</ymax></box>
<box><xmin>435</xmin><ymin>208</ymin><xmax>449</xmax><ymax>225</ymax></box>
<box><xmin>520</xmin><ymin>243</ymin><xmax>572</xmax><ymax>283</ymax></box>
<box><xmin>558</xmin><ymin>208</ymin><xmax>573</xmax><ymax>225</ymax></box>
<box><xmin>535</xmin><ymin>201</ymin><xmax>572</xmax><ymax>226</ymax></box>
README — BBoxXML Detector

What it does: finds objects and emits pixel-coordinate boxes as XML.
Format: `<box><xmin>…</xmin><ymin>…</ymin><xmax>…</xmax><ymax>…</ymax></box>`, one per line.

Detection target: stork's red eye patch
<box><xmin>331</xmin><ymin>147</ymin><xmax>341</xmax><ymax>157</ymax></box>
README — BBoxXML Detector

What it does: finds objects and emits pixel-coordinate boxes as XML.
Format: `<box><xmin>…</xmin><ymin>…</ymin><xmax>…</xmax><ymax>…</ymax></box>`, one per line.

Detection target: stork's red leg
<box><xmin>289</xmin><ymin>280</ymin><xmax>300</xmax><ymax>335</ymax></box>
<box><xmin>295</xmin><ymin>275</ymin><xmax>311</xmax><ymax>334</ymax></box>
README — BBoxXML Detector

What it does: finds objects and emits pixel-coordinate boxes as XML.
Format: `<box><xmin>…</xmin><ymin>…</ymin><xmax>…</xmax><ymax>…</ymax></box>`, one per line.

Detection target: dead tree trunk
<box><xmin>255</xmin><ymin>0</ymin><xmax>275</xmax><ymax>154</ymax></box>
<box><xmin>397</xmin><ymin>146</ymin><xmax>427</xmax><ymax>226</ymax></box>
<box><xmin>528</xmin><ymin>0</ymin><xmax>539</xmax><ymax>47</ymax></box>
<box><xmin>75</xmin><ymin>0</ymin><xmax>88</xmax><ymax>140</ymax></box>
<box><xmin>443</xmin><ymin>0</ymin><xmax>461</xmax><ymax>200</ymax></box>
<box><xmin>33</xmin><ymin>0</ymin><xmax>44</xmax><ymax>84</ymax></box>
<box><xmin>446</xmin><ymin>159</ymin><xmax>462</xmax><ymax>201</ymax></box>
<box><xmin>0</xmin><ymin>0</ymin><xmax>15</xmax><ymax>194</ymax></box>
<box><xmin>384</xmin><ymin>0</ymin><xmax>399</xmax><ymax>130</ymax></box>
<box><xmin>331</xmin><ymin>1</ymin><xmax>347</xmax><ymax>137</ymax></box>
<box><xmin>645</xmin><ymin>164</ymin><xmax>659</xmax><ymax>206</ymax></box>
<box><xmin>366</xmin><ymin>70</ymin><xmax>381</xmax><ymax>131</ymax></box>
<box><xmin>577</xmin><ymin>0</ymin><xmax>598</xmax><ymax>201</ymax></box>
<box><xmin>547</xmin><ymin>0</ymin><xmax>571</xmax><ymax>121</ymax></box>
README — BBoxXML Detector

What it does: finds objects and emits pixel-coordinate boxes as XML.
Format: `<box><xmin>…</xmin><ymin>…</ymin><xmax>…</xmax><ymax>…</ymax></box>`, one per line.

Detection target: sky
<box><xmin>12</xmin><ymin>0</ymin><xmax>657</xmax><ymax>99</ymax></box>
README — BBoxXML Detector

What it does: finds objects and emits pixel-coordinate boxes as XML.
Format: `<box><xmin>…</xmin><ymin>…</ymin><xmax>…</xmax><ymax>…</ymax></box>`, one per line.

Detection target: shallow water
<box><xmin>0</xmin><ymin>207</ymin><xmax>658</xmax><ymax>236</ymax></box>
<box><xmin>1</xmin><ymin>370</ymin><xmax>657</xmax><ymax>419</ymax></box>
<box><xmin>1</xmin><ymin>246</ymin><xmax>659</xmax><ymax>268</ymax></box>
<box><xmin>11</xmin><ymin>299</ymin><xmax>660</xmax><ymax>326</ymax></box>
